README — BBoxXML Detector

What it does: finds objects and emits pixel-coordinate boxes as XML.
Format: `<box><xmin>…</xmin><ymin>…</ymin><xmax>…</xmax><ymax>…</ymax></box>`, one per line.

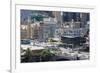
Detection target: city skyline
<box><xmin>20</xmin><ymin>9</ymin><xmax>90</xmax><ymax>63</ymax></box>
<box><xmin>21</xmin><ymin>10</ymin><xmax>89</xmax><ymax>24</ymax></box>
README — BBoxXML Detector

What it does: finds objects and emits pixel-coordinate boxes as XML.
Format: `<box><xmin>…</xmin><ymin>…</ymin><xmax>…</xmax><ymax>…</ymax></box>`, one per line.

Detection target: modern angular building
<box><xmin>61</xmin><ymin>13</ymin><xmax>89</xmax><ymax>48</ymax></box>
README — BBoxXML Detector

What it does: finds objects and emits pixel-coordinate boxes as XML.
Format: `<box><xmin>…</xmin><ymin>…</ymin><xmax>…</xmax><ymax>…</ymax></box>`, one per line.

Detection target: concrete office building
<box><xmin>38</xmin><ymin>17</ymin><xmax>57</xmax><ymax>42</ymax></box>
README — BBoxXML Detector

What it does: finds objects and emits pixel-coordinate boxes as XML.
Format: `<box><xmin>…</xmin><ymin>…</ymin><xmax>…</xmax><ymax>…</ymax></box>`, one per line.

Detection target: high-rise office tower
<box><xmin>27</xmin><ymin>16</ymin><xmax>33</xmax><ymax>39</ymax></box>
<box><xmin>63</xmin><ymin>12</ymin><xmax>80</xmax><ymax>22</ymax></box>
<box><xmin>80</xmin><ymin>13</ymin><xmax>88</xmax><ymax>27</ymax></box>
<box><xmin>52</xmin><ymin>11</ymin><xmax>63</xmax><ymax>27</ymax></box>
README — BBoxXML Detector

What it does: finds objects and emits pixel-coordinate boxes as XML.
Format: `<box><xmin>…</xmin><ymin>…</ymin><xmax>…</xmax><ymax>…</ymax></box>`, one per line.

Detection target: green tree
<box><xmin>40</xmin><ymin>49</ymin><xmax>55</xmax><ymax>61</ymax></box>
<box><xmin>24</xmin><ymin>48</ymin><xmax>33</xmax><ymax>62</ymax></box>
